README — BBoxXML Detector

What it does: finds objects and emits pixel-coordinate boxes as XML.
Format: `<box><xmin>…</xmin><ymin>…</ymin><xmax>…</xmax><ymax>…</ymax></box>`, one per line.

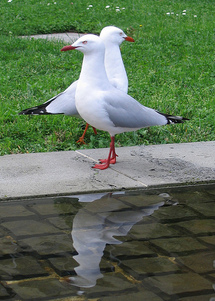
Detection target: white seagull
<box><xmin>19</xmin><ymin>26</ymin><xmax>134</xmax><ymax>144</ymax></box>
<box><xmin>61</xmin><ymin>34</ymin><xmax>189</xmax><ymax>170</ymax></box>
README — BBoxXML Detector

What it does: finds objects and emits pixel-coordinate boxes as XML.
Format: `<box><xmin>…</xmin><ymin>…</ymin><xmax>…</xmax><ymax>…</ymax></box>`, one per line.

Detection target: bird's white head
<box><xmin>61</xmin><ymin>34</ymin><xmax>105</xmax><ymax>55</ymax></box>
<box><xmin>100</xmin><ymin>26</ymin><xmax>134</xmax><ymax>45</ymax></box>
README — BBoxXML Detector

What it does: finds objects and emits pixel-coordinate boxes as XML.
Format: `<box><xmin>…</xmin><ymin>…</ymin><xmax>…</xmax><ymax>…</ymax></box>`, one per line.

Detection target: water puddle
<box><xmin>0</xmin><ymin>184</ymin><xmax>215</xmax><ymax>300</ymax></box>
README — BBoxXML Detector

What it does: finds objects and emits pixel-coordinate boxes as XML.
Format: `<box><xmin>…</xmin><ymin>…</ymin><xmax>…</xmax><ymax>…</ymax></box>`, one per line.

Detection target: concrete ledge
<box><xmin>0</xmin><ymin>141</ymin><xmax>215</xmax><ymax>200</ymax></box>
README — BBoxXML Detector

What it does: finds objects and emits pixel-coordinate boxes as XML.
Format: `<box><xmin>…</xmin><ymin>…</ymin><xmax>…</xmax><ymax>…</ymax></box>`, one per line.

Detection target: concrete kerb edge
<box><xmin>1</xmin><ymin>181</ymin><xmax>215</xmax><ymax>202</ymax></box>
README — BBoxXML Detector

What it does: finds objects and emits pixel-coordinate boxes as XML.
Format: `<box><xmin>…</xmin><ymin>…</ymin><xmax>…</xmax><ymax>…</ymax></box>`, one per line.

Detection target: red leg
<box><xmin>92</xmin><ymin>127</ymin><xmax>97</xmax><ymax>135</ymax></box>
<box><xmin>76</xmin><ymin>124</ymin><xmax>97</xmax><ymax>144</ymax></box>
<box><xmin>93</xmin><ymin>136</ymin><xmax>117</xmax><ymax>170</ymax></box>
<box><xmin>99</xmin><ymin>139</ymin><xmax>118</xmax><ymax>164</ymax></box>
<box><xmin>76</xmin><ymin>123</ymin><xmax>89</xmax><ymax>144</ymax></box>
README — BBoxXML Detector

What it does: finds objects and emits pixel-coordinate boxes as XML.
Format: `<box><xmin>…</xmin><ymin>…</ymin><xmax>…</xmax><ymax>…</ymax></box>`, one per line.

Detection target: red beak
<box><xmin>124</xmin><ymin>36</ymin><xmax>135</xmax><ymax>42</ymax></box>
<box><xmin>61</xmin><ymin>45</ymin><xmax>77</xmax><ymax>51</ymax></box>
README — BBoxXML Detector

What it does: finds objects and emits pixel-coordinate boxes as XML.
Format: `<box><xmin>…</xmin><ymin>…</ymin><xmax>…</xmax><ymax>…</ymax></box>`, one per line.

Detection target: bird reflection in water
<box><xmin>59</xmin><ymin>191</ymin><xmax>165</xmax><ymax>288</ymax></box>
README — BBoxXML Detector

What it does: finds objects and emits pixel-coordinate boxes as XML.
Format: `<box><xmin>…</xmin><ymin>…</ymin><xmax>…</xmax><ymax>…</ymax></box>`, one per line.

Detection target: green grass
<box><xmin>0</xmin><ymin>0</ymin><xmax>214</xmax><ymax>155</ymax></box>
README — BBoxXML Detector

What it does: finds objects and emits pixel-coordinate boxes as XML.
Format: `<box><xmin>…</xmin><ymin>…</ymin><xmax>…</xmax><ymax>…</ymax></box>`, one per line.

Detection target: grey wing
<box><xmin>46</xmin><ymin>80</ymin><xmax>79</xmax><ymax>116</ymax></box>
<box><xmin>19</xmin><ymin>80</ymin><xmax>79</xmax><ymax>116</ymax></box>
<box><xmin>104</xmin><ymin>90</ymin><xmax>167</xmax><ymax>129</ymax></box>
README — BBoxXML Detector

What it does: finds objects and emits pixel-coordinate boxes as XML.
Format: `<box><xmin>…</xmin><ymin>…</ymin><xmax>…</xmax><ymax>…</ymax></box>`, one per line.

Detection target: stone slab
<box><xmin>21</xmin><ymin>32</ymin><xmax>84</xmax><ymax>43</ymax></box>
<box><xmin>144</xmin><ymin>272</ymin><xmax>213</xmax><ymax>295</ymax></box>
<box><xmin>78</xmin><ymin>141</ymin><xmax>215</xmax><ymax>186</ymax></box>
<box><xmin>0</xmin><ymin>142</ymin><xmax>214</xmax><ymax>200</ymax></box>
<box><xmin>0</xmin><ymin>150</ymin><xmax>143</xmax><ymax>199</ymax></box>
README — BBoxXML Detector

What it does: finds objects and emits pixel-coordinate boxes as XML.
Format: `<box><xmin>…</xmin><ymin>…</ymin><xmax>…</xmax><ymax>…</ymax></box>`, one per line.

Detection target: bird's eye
<box><xmin>120</xmin><ymin>32</ymin><xmax>123</xmax><ymax>36</ymax></box>
<box><xmin>82</xmin><ymin>41</ymin><xmax>87</xmax><ymax>44</ymax></box>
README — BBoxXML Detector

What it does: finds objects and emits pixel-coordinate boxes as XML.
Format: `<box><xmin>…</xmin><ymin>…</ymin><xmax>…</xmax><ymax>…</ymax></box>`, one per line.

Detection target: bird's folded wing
<box><xmin>104</xmin><ymin>90</ymin><xmax>167</xmax><ymax>128</ymax></box>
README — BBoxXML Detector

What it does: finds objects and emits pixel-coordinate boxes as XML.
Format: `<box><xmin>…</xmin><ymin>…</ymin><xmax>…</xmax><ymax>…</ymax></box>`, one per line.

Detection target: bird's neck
<box><xmin>104</xmin><ymin>43</ymin><xmax>128</xmax><ymax>93</ymax></box>
<box><xmin>79</xmin><ymin>51</ymin><xmax>111</xmax><ymax>90</ymax></box>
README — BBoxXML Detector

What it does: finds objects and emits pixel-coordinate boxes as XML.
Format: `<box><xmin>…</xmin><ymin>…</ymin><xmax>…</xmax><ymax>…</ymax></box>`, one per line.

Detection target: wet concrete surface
<box><xmin>0</xmin><ymin>185</ymin><xmax>215</xmax><ymax>300</ymax></box>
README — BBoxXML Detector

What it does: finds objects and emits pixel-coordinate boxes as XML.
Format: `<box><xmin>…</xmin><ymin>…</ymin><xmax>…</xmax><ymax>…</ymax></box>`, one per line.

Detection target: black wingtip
<box><xmin>166</xmin><ymin>115</ymin><xmax>190</xmax><ymax>124</ymax></box>
<box><xmin>157</xmin><ymin>111</ymin><xmax>189</xmax><ymax>124</ymax></box>
<box><xmin>18</xmin><ymin>94</ymin><xmax>61</xmax><ymax>116</ymax></box>
<box><xmin>18</xmin><ymin>107</ymin><xmax>46</xmax><ymax>115</ymax></box>
<box><xmin>18</xmin><ymin>99</ymin><xmax>55</xmax><ymax>115</ymax></box>
<box><xmin>19</xmin><ymin>109</ymin><xmax>30</xmax><ymax>115</ymax></box>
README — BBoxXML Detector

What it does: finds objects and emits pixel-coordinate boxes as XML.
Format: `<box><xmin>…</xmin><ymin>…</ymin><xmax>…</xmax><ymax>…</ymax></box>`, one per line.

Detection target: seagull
<box><xmin>19</xmin><ymin>26</ymin><xmax>134</xmax><ymax>144</ymax></box>
<box><xmin>61</xmin><ymin>34</ymin><xmax>189</xmax><ymax>170</ymax></box>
